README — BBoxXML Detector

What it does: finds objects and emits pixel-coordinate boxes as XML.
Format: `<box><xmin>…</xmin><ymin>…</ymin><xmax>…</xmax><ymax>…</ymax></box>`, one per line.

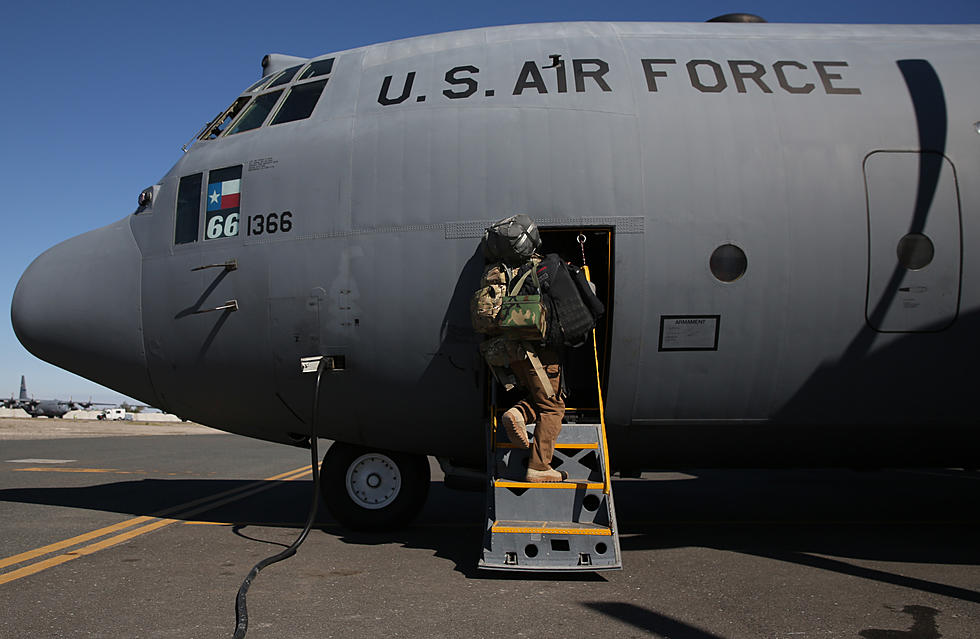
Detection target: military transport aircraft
<box><xmin>10</xmin><ymin>20</ymin><xmax>980</xmax><ymax>529</ymax></box>
<box><xmin>2</xmin><ymin>376</ymin><xmax>108</xmax><ymax>418</ymax></box>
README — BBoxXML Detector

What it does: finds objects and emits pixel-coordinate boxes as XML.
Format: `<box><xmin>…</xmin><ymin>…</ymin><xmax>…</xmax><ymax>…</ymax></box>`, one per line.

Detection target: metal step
<box><xmin>493</xmin><ymin>423</ymin><xmax>606</xmax><ymax>482</ymax></box>
<box><xmin>481</xmin><ymin>519</ymin><xmax>620</xmax><ymax>571</ymax></box>
<box><xmin>492</xmin><ymin>520</ymin><xmax>612</xmax><ymax>535</ymax></box>
<box><xmin>494</xmin><ymin>480</ymin><xmax>605</xmax><ymax>489</ymax></box>
<box><xmin>480</xmin><ymin>421</ymin><xmax>621</xmax><ymax>571</ymax></box>
<box><xmin>492</xmin><ymin>479</ymin><xmax>612</xmax><ymax>524</ymax></box>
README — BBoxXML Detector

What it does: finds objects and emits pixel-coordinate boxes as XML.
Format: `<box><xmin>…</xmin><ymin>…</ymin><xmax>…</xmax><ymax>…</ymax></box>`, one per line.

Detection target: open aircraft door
<box><xmin>537</xmin><ymin>227</ymin><xmax>614</xmax><ymax>414</ymax></box>
<box><xmin>863</xmin><ymin>151</ymin><xmax>962</xmax><ymax>332</ymax></box>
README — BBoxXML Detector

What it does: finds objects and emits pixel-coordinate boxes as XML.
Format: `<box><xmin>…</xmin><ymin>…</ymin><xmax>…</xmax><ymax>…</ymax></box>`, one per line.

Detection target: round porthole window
<box><xmin>709</xmin><ymin>244</ymin><xmax>747</xmax><ymax>282</ymax></box>
<box><xmin>896</xmin><ymin>233</ymin><xmax>934</xmax><ymax>270</ymax></box>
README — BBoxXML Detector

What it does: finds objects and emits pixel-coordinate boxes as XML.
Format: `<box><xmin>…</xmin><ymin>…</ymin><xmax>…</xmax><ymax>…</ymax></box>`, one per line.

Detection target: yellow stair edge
<box><xmin>492</xmin><ymin>521</ymin><xmax>613</xmax><ymax>536</ymax></box>
<box><xmin>495</xmin><ymin>480</ymin><xmax>605</xmax><ymax>490</ymax></box>
<box><xmin>496</xmin><ymin>442</ymin><xmax>599</xmax><ymax>450</ymax></box>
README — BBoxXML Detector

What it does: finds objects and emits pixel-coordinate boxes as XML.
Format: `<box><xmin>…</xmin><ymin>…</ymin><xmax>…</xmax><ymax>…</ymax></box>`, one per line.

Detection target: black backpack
<box><xmin>482</xmin><ymin>214</ymin><xmax>541</xmax><ymax>264</ymax></box>
<box><xmin>534</xmin><ymin>254</ymin><xmax>605</xmax><ymax>347</ymax></box>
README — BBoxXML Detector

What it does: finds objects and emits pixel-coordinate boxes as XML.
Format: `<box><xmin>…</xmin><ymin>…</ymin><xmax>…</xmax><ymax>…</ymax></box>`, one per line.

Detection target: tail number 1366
<box><xmin>246</xmin><ymin>212</ymin><xmax>293</xmax><ymax>236</ymax></box>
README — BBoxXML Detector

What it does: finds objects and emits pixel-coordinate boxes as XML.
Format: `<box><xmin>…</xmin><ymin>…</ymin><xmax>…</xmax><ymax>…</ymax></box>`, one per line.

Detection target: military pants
<box><xmin>509</xmin><ymin>349</ymin><xmax>564</xmax><ymax>472</ymax></box>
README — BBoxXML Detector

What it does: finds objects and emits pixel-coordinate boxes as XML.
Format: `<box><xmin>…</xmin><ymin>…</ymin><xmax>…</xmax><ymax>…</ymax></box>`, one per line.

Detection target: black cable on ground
<box><xmin>232</xmin><ymin>359</ymin><xmax>327</xmax><ymax>639</ymax></box>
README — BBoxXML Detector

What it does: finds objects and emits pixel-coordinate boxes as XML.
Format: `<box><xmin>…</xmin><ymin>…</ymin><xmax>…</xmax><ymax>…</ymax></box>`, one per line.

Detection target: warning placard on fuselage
<box><xmin>658</xmin><ymin>315</ymin><xmax>720</xmax><ymax>351</ymax></box>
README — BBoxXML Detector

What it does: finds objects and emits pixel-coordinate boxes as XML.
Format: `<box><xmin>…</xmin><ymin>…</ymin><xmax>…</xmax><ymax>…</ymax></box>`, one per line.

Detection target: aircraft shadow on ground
<box><xmin>583</xmin><ymin>602</ymin><xmax>728</xmax><ymax>639</ymax></box>
<box><xmin>1</xmin><ymin>469</ymin><xmax>977</xmax><ymax>586</ymax></box>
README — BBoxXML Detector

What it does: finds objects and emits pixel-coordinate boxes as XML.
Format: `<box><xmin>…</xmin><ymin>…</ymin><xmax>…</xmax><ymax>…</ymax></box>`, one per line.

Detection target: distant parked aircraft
<box><xmin>2</xmin><ymin>376</ymin><xmax>109</xmax><ymax>418</ymax></box>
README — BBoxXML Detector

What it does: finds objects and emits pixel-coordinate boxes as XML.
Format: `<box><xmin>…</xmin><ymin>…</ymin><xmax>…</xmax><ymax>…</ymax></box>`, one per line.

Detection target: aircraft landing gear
<box><xmin>321</xmin><ymin>442</ymin><xmax>430</xmax><ymax>531</ymax></box>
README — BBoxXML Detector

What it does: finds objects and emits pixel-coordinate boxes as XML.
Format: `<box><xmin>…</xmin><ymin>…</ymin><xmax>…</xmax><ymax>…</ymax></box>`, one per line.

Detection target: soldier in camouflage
<box><xmin>501</xmin><ymin>343</ymin><xmax>567</xmax><ymax>483</ymax></box>
<box><xmin>473</xmin><ymin>255</ymin><xmax>566</xmax><ymax>482</ymax></box>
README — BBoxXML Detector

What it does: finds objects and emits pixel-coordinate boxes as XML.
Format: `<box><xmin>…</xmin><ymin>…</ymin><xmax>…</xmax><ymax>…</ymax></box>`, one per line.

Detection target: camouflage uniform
<box><xmin>508</xmin><ymin>346</ymin><xmax>564</xmax><ymax>472</ymax></box>
<box><xmin>473</xmin><ymin>257</ymin><xmax>565</xmax><ymax>471</ymax></box>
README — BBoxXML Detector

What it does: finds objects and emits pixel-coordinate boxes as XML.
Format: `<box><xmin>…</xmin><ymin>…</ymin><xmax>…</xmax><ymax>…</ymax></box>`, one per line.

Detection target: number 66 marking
<box><xmin>206</xmin><ymin>212</ymin><xmax>239</xmax><ymax>239</ymax></box>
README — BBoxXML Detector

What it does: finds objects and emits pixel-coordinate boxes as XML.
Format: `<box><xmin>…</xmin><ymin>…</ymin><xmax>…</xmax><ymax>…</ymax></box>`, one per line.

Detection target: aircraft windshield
<box><xmin>199</xmin><ymin>96</ymin><xmax>251</xmax><ymax>140</ymax></box>
<box><xmin>226</xmin><ymin>90</ymin><xmax>284</xmax><ymax>135</ymax></box>
<box><xmin>245</xmin><ymin>75</ymin><xmax>273</xmax><ymax>93</ymax></box>
<box><xmin>267</xmin><ymin>65</ymin><xmax>302</xmax><ymax>88</ymax></box>
<box><xmin>298</xmin><ymin>58</ymin><xmax>333</xmax><ymax>80</ymax></box>
<box><xmin>193</xmin><ymin>57</ymin><xmax>336</xmax><ymax>142</ymax></box>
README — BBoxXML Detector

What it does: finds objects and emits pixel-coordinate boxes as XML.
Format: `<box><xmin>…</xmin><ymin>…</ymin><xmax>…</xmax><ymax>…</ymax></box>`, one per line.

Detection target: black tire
<box><xmin>321</xmin><ymin>442</ymin><xmax>430</xmax><ymax>531</ymax></box>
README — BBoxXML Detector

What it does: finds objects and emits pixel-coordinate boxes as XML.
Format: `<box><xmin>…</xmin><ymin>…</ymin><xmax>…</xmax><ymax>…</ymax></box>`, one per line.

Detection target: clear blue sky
<box><xmin>1</xmin><ymin>0</ymin><xmax>977</xmax><ymax>404</ymax></box>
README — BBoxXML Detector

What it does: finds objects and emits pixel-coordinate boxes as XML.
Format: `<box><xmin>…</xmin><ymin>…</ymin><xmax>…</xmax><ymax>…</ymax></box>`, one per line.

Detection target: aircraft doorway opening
<box><xmin>487</xmin><ymin>226</ymin><xmax>614</xmax><ymax>423</ymax></box>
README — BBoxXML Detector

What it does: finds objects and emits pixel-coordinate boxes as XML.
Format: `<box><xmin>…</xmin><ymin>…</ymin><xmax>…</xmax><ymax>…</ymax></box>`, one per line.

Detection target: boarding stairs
<box><xmin>479</xmin><ymin>416</ymin><xmax>622</xmax><ymax>571</ymax></box>
<box><xmin>478</xmin><ymin>249</ymin><xmax>620</xmax><ymax>571</ymax></box>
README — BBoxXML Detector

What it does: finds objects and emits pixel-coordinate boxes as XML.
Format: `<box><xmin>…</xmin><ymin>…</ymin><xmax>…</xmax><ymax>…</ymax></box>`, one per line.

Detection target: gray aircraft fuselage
<box><xmin>25</xmin><ymin>401</ymin><xmax>72</xmax><ymax>418</ymax></box>
<box><xmin>4</xmin><ymin>377</ymin><xmax>75</xmax><ymax>417</ymax></box>
<box><xmin>11</xmin><ymin>22</ymin><xmax>980</xmax><ymax>469</ymax></box>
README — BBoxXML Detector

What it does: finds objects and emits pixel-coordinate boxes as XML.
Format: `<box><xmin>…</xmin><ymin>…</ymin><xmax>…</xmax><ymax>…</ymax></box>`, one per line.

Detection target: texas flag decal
<box><xmin>207</xmin><ymin>178</ymin><xmax>241</xmax><ymax>211</ymax></box>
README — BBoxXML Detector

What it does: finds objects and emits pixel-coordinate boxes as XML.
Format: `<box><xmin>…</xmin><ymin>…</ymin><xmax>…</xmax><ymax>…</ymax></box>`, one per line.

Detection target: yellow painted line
<box><xmin>260</xmin><ymin>466</ymin><xmax>315</xmax><ymax>482</ymax></box>
<box><xmin>0</xmin><ymin>516</ymin><xmax>155</xmax><ymax>570</ymax></box>
<box><xmin>492</xmin><ymin>524</ymin><xmax>612</xmax><ymax>536</ymax></box>
<box><xmin>137</xmin><ymin>465</ymin><xmax>312</xmax><ymax>522</ymax></box>
<box><xmin>170</xmin><ymin>468</ymin><xmax>313</xmax><ymax>522</ymax></box>
<box><xmin>496</xmin><ymin>443</ymin><xmax>598</xmax><ymax>450</ymax></box>
<box><xmin>495</xmin><ymin>481</ymin><xmax>605</xmax><ymax>490</ymax></box>
<box><xmin>0</xmin><ymin>519</ymin><xmax>176</xmax><ymax>586</ymax></box>
<box><xmin>12</xmin><ymin>468</ymin><xmax>143</xmax><ymax>474</ymax></box>
<box><xmin>0</xmin><ymin>464</ymin><xmax>313</xmax><ymax>585</ymax></box>
<box><xmin>185</xmin><ymin>520</ymin><xmax>319</xmax><ymax>527</ymax></box>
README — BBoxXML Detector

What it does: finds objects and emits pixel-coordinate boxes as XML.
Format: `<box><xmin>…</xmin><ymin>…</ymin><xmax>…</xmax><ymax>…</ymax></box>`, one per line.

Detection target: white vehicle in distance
<box><xmin>97</xmin><ymin>408</ymin><xmax>130</xmax><ymax>421</ymax></box>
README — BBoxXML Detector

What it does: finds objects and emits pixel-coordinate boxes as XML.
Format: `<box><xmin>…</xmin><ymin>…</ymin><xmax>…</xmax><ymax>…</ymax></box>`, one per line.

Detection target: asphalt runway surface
<box><xmin>0</xmin><ymin>419</ymin><xmax>977</xmax><ymax>638</ymax></box>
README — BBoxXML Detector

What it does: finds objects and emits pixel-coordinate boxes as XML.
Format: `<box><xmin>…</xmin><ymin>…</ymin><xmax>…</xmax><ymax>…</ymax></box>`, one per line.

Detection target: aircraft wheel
<box><xmin>321</xmin><ymin>442</ymin><xmax>430</xmax><ymax>531</ymax></box>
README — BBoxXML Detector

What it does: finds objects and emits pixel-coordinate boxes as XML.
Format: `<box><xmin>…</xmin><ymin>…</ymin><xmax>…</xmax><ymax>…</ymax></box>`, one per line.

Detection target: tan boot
<box><xmin>501</xmin><ymin>408</ymin><xmax>529</xmax><ymax>448</ymax></box>
<box><xmin>525</xmin><ymin>467</ymin><xmax>567</xmax><ymax>483</ymax></box>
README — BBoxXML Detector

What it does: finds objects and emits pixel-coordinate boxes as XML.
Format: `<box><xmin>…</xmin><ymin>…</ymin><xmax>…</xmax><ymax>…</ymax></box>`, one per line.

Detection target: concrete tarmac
<box><xmin>0</xmin><ymin>419</ymin><xmax>977</xmax><ymax>638</ymax></box>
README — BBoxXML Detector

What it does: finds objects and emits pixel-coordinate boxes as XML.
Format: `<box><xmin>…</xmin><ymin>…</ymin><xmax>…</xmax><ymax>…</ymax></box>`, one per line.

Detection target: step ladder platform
<box><xmin>496</xmin><ymin>442</ymin><xmax>598</xmax><ymax>450</ymax></box>
<box><xmin>495</xmin><ymin>479</ymin><xmax>604</xmax><ymax>490</ymax></box>
<box><xmin>492</xmin><ymin>520</ymin><xmax>613</xmax><ymax>536</ymax></box>
<box><xmin>481</xmin><ymin>520</ymin><xmax>621</xmax><ymax>571</ymax></box>
<box><xmin>484</xmin><ymin>401</ymin><xmax>620</xmax><ymax>570</ymax></box>
<box><xmin>495</xmin><ymin>422</ymin><xmax>604</xmax><ymax>446</ymax></box>
<box><xmin>495</xmin><ymin>443</ymin><xmax>605</xmax><ymax>485</ymax></box>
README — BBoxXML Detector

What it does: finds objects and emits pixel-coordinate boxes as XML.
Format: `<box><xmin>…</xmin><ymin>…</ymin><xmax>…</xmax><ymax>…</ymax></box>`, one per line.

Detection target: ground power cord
<box><xmin>232</xmin><ymin>358</ymin><xmax>327</xmax><ymax>639</ymax></box>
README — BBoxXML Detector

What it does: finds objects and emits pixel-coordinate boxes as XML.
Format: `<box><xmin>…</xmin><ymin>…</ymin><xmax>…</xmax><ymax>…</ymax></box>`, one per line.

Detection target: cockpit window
<box><xmin>225</xmin><ymin>90</ymin><xmax>284</xmax><ymax>135</ymax></box>
<box><xmin>175</xmin><ymin>173</ymin><xmax>202</xmax><ymax>245</ymax></box>
<box><xmin>199</xmin><ymin>96</ymin><xmax>251</xmax><ymax>140</ymax></box>
<box><xmin>190</xmin><ymin>57</ymin><xmax>336</xmax><ymax>144</ymax></box>
<box><xmin>245</xmin><ymin>75</ymin><xmax>273</xmax><ymax>92</ymax></box>
<box><xmin>267</xmin><ymin>65</ymin><xmax>303</xmax><ymax>88</ymax></box>
<box><xmin>271</xmin><ymin>79</ymin><xmax>328</xmax><ymax>125</ymax></box>
<box><xmin>298</xmin><ymin>58</ymin><xmax>334</xmax><ymax>80</ymax></box>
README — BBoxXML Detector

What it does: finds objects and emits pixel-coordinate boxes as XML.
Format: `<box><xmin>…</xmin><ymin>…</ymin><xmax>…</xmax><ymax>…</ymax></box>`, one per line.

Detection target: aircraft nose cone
<box><xmin>11</xmin><ymin>217</ymin><xmax>158</xmax><ymax>404</ymax></box>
